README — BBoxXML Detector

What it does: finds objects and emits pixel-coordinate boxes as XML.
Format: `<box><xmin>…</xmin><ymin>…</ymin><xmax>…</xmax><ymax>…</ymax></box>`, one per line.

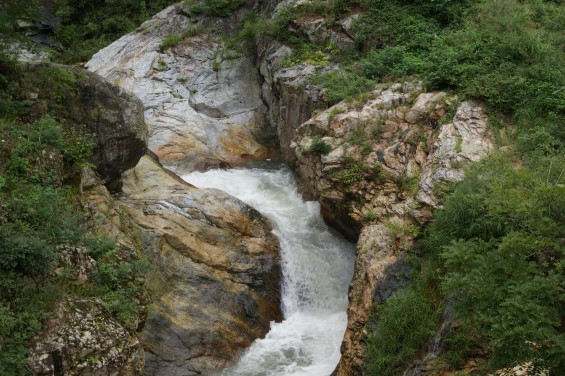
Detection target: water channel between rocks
<box><xmin>182</xmin><ymin>163</ymin><xmax>355</xmax><ymax>376</ymax></box>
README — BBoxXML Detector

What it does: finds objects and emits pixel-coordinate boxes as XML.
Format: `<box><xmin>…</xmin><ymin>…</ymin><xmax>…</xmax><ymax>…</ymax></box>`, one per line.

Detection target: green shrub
<box><xmin>313</xmin><ymin>70</ymin><xmax>374</xmax><ymax>105</ymax></box>
<box><xmin>186</xmin><ymin>0</ymin><xmax>246</xmax><ymax>17</ymax></box>
<box><xmin>181</xmin><ymin>22</ymin><xmax>203</xmax><ymax>38</ymax></box>
<box><xmin>0</xmin><ymin>63</ymin><xmax>149</xmax><ymax>373</ymax></box>
<box><xmin>364</xmin><ymin>286</ymin><xmax>440</xmax><ymax>376</ymax></box>
<box><xmin>0</xmin><ymin>224</ymin><xmax>53</xmax><ymax>287</ymax></box>
<box><xmin>161</xmin><ymin>35</ymin><xmax>181</xmax><ymax>50</ymax></box>
<box><xmin>424</xmin><ymin>0</ymin><xmax>565</xmax><ymax>155</ymax></box>
<box><xmin>424</xmin><ymin>155</ymin><xmax>565</xmax><ymax>372</ymax></box>
<box><xmin>333</xmin><ymin>157</ymin><xmax>365</xmax><ymax>185</ymax></box>
<box><xmin>53</xmin><ymin>0</ymin><xmax>179</xmax><ymax>63</ymax></box>
<box><xmin>305</xmin><ymin>137</ymin><xmax>332</xmax><ymax>155</ymax></box>
<box><xmin>362</xmin><ymin>46</ymin><xmax>424</xmax><ymax>80</ymax></box>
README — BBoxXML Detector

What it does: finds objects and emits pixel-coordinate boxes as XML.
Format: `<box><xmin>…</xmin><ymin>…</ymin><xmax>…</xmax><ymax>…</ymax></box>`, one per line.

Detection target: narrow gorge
<box><xmin>2</xmin><ymin>0</ymin><xmax>563</xmax><ymax>375</ymax></box>
<box><xmin>80</xmin><ymin>2</ymin><xmax>493</xmax><ymax>374</ymax></box>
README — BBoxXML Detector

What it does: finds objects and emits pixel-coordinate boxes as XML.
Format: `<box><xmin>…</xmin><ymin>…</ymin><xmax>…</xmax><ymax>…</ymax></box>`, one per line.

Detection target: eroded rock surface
<box><xmin>86</xmin><ymin>4</ymin><xmax>276</xmax><ymax>171</ymax></box>
<box><xmin>29</xmin><ymin>298</ymin><xmax>144</xmax><ymax>376</ymax></box>
<box><xmin>287</xmin><ymin>84</ymin><xmax>494</xmax><ymax>375</ymax></box>
<box><xmin>116</xmin><ymin>155</ymin><xmax>282</xmax><ymax>375</ymax></box>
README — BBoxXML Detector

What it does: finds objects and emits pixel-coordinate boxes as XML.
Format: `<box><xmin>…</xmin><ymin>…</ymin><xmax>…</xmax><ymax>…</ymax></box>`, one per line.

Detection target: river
<box><xmin>182</xmin><ymin>163</ymin><xmax>355</xmax><ymax>376</ymax></box>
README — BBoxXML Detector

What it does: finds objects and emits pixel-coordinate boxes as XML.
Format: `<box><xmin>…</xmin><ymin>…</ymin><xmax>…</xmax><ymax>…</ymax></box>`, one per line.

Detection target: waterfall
<box><xmin>182</xmin><ymin>163</ymin><xmax>355</xmax><ymax>376</ymax></box>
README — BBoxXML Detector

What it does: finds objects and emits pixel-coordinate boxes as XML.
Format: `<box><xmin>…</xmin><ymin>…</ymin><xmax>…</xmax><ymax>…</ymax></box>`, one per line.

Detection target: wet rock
<box><xmin>117</xmin><ymin>155</ymin><xmax>283</xmax><ymax>375</ymax></box>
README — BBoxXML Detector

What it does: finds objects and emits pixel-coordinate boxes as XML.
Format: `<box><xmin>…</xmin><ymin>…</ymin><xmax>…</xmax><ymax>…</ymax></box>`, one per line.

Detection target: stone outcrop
<box><xmin>286</xmin><ymin>83</ymin><xmax>494</xmax><ymax>375</ymax></box>
<box><xmin>116</xmin><ymin>155</ymin><xmax>283</xmax><ymax>375</ymax></box>
<box><xmin>20</xmin><ymin>63</ymin><xmax>147</xmax><ymax>182</ymax></box>
<box><xmin>86</xmin><ymin>4</ymin><xmax>276</xmax><ymax>171</ymax></box>
<box><xmin>256</xmin><ymin>41</ymin><xmax>324</xmax><ymax>161</ymax></box>
<box><xmin>29</xmin><ymin>298</ymin><xmax>144</xmax><ymax>376</ymax></box>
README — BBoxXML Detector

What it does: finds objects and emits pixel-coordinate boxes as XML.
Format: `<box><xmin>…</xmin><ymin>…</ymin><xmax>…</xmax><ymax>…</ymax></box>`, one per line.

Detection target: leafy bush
<box><xmin>85</xmin><ymin>234</ymin><xmax>150</xmax><ymax>330</ymax></box>
<box><xmin>305</xmin><ymin>137</ymin><xmax>332</xmax><ymax>155</ymax></box>
<box><xmin>364</xmin><ymin>286</ymin><xmax>440</xmax><ymax>376</ymax></box>
<box><xmin>362</xmin><ymin>46</ymin><xmax>424</xmax><ymax>80</ymax></box>
<box><xmin>0</xmin><ymin>64</ymin><xmax>149</xmax><ymax>373</ymax></box>
<box><xmin>332</xmin><ymin>157</ymin><xmax>366</xmax><ymax>185</ymax></box>
<box><xmin>161</xmin><ymin>35</ymin><xmax>181</xmax><ymax>50</ymax></box>
<box><xmin>0</xmin><ymin>224</ymin><xmax>53</xmax><ymax>287</ymax></box>
<box><xmin>53</xmin><ymin>0</ymin><xmax>179</xmax><ymax>63</ymax></box>
<box><xmin>424</xmin><ymin>0</ymin><xmax>565</xmax><ymax>155</ymax></box>
<box><xmin>313</xmin><ymin>70</ymin><xmax>374</xmax><ymax>105</ymax></box>
<box><xmin>424</xmin><ymin>156</ymin><xmax>565</xmax><ymax>372</ymax></box>
<box><xmin>187</xmin><ymin>0</ymin><xmax>246</xmax><ymax>17</ymax></box>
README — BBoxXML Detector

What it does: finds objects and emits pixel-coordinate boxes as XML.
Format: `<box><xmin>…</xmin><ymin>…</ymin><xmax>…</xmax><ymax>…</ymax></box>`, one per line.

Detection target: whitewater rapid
<box><xmin>182</xmin><ymin>164</ymin><xmax>355</xmax><ymax>376</ymax></box>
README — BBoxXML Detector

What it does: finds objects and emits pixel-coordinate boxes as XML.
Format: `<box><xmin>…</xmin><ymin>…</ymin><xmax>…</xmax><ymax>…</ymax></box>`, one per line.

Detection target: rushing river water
<box><xmin>182</xmin><ymin>164</ymin><xmax>355</xmax><ymax>376</ymax></box>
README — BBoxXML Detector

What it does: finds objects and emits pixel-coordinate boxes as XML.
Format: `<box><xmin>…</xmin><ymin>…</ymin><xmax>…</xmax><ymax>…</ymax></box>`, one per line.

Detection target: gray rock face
<box><xmin>117</xmin><ymin>155</ymin><xmax>283</xmax><ymax>375</ymax></box>
<box><xmin>254</xmin><ymin>1</ymin><xmax>366</xmax><ymax>164</ymax></box>
<box><xmin>255</xmin><ymin>27</ymin><xmax>324</xmax><ymax>162</ymax></box>
<box><xmin>86</xmin><ymin>4</ymin><xmax>276</xmax><ymax>171</ymax></box>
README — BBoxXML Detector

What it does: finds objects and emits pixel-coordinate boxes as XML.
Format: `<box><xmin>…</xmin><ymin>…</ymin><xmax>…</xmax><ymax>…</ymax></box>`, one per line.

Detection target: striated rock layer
<box><xmin>86</xmin><ymin>4</ymin><xmax>276</xmax><ymax>171</ymax></box>
<box><xmin>117</xmin><ymin>155</ymin><xmax>282</xmax><ymax>375</ymax></box>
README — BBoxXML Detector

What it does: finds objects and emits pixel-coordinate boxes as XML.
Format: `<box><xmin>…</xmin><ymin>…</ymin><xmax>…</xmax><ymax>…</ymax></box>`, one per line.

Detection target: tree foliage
<box><xmin>425</xmin><ymin>156</ymin><xmax>565</xmax><ymax>373</ymax></box>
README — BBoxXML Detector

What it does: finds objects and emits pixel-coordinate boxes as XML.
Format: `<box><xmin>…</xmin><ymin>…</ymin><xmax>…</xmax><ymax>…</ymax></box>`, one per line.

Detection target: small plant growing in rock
<box><xmin>185</xmin><ymin>0</ymin><xmax>246</xmax><ymax>17</ymax></box>
<box><xmin>305</xmin><ymin>137</ymin><xmax>332</xmax><ymax>156</ymax></box>
<box><xmin>160</xmin><ymin>35</ymin><xmax>181</xmax><ymax>51</ymax></box>
<box><xmin>385</xmin><ymin>219</ymin><xmax>420</xmax><ymax>239</ymax></box>
<box><xmin>371</xmin><ymin>120</ymin><xmax>384</xmax><ymax>139</ymax></box>
<box><xmin>454</xmin><ymin>136</ymin><xmax>463</xmax><ymax>153</ymax></box>
<box><xmin>364</xmin><ymin>210</ymin><xmax>378</xmax><ymax>222</ymax></box>
<box><xmin>156</xmin><ymin>59</ymin><xmax>168</xmax><ymax>71</ymax></box>
<box><xmin>369</xmin><ymin>163</ymin><xmax>386</xmax><ymax>183</ymax></box>
<box><xmin>333</xmin><ymin>157</ymin><xmax>365</xmax><ymax>185</ymax></box>
<box><xmin>181</xmin><ymin>23</ymin><xmax>204</xmax><ymax>38</ymax></box>
<box><xmin>361</xmin><ymin>143</ymin><xmax>373</xmax><ymax>155</ymax></box>
<box><xmin>346</xmin><ymin>126</ymin><xmax>367</xmax><ymax>146</ymax></box>
<box><xmin>328</xmin><ymin>107</ymin><xmax>345</xmax><ymax>124</ymax></box>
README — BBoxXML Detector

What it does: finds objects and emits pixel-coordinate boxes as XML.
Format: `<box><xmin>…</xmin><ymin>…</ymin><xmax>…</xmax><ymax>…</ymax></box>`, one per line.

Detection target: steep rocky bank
<box><xmin>286</xmin><ymin>86</ymin><xmax>493</xmax><ymax>374</ymax></box>
<box><xmin>19</xmin><ymin>39</ymin><xmax>283</xmax><ymax>374</ymax></box>
<box><xmin>15</xmin><ymin>63</ymin><xmax>147</xmax><ymax>183</ymax></box>
<box><xmin>118</xmin><ymin>155</ymin><xmax>282</xmax><ymax>375</ymax></box>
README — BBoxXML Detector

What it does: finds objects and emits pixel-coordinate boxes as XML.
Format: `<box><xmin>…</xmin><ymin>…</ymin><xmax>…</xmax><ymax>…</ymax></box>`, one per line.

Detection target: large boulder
<box><xmin>86</xmin><ymin>4</ymin><xmax>276</xmax><ymax>171</ymax></box>
<box><xmin>117</xmin><ymin>155</ymin><xmax>283</xmax><ymax>375</ymax></box>
<box><xmin>18</xmin><ymin>63</ymin><xmax>147</xmax><ymax>182</ymax></box>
